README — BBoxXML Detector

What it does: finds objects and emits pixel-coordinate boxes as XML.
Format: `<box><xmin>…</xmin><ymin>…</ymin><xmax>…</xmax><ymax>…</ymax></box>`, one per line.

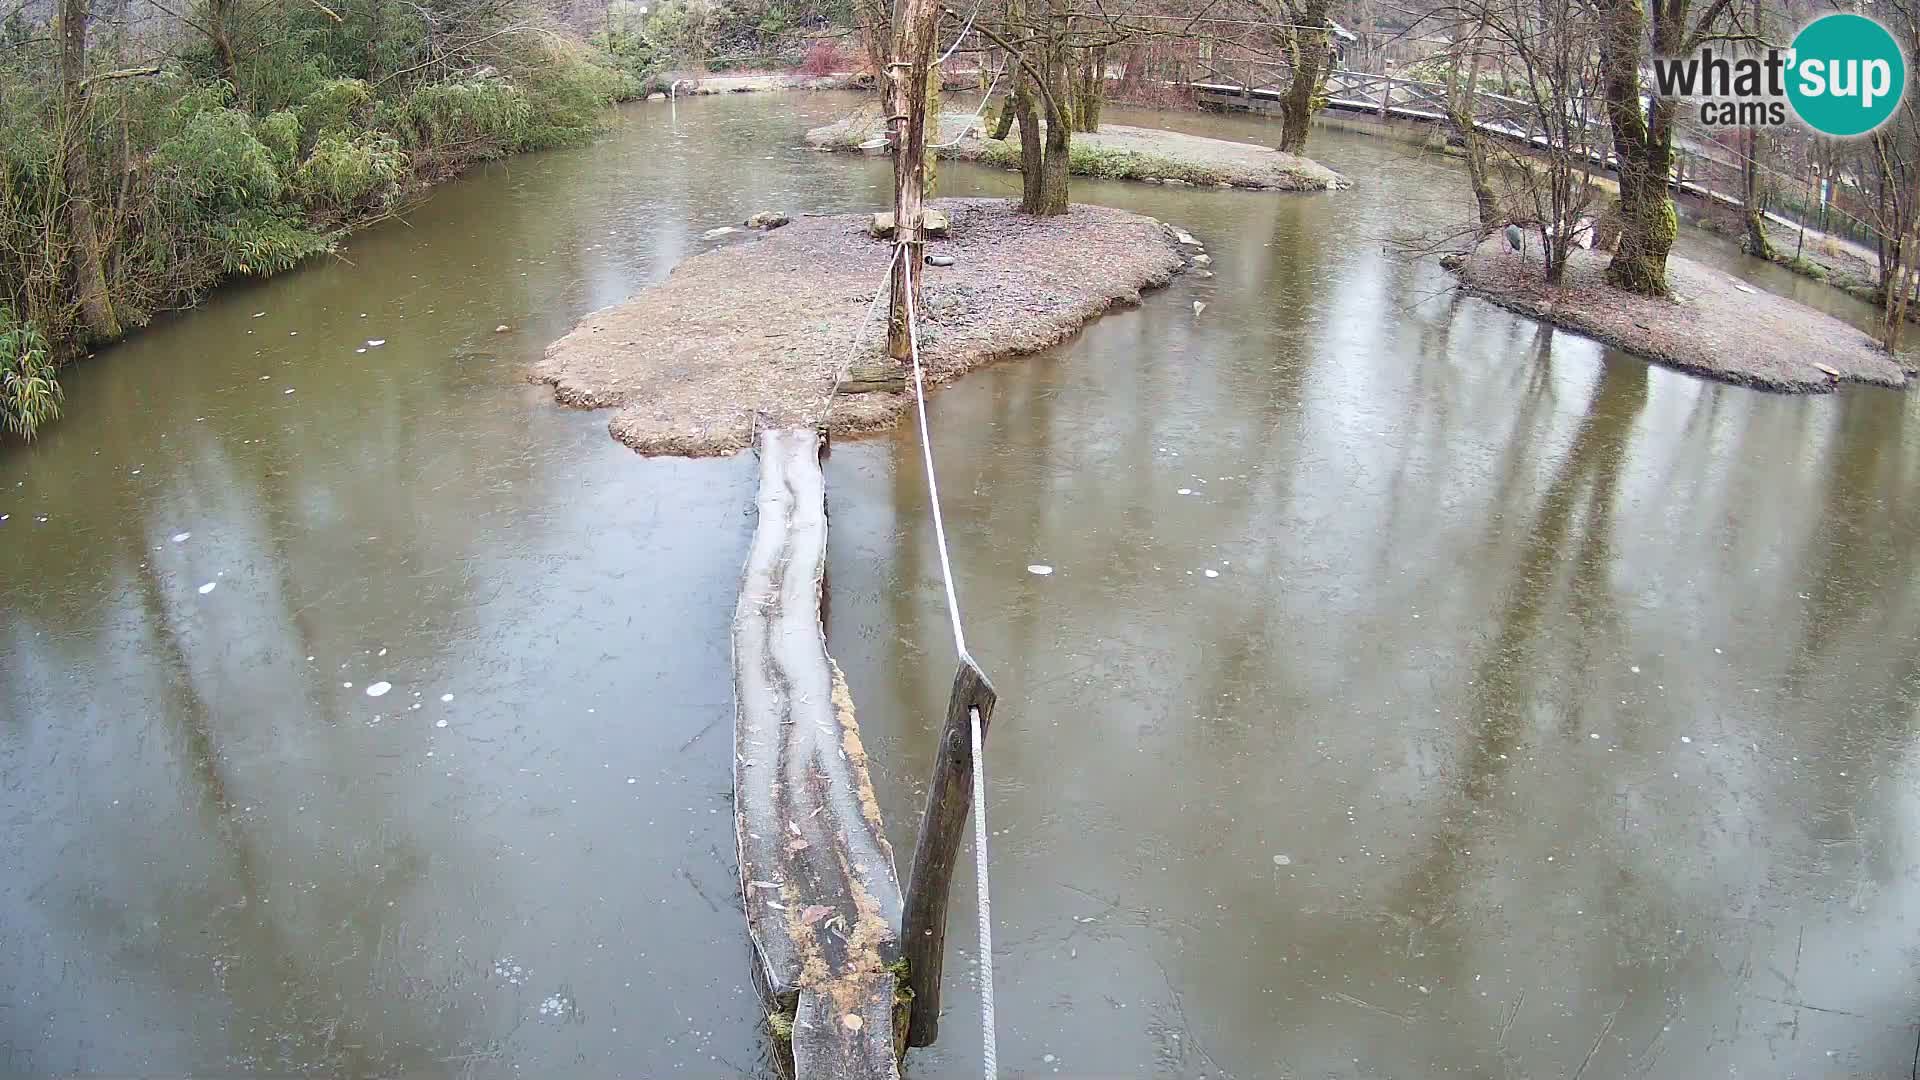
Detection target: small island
<box><xmin>807</xmin><ymin>112</ymin><xmax>1349</xmax><ymax>192</ymax></box>
<box><xmin>534</xmin><ymin>198</ymin><xmax>1200</xmax><ymax>456</ymax></box>
<box><xmin>1448</xmin><ymin>240</ymin><xmax>1911</xmax><ymax>393</ymax></box>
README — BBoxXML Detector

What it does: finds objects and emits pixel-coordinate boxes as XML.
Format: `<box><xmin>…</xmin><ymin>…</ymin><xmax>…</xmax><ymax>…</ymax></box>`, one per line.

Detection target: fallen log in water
<box><xmin>733</xmin><ymin>427</ymin><xmax>905</xmax><ymax>1078</ymax></box>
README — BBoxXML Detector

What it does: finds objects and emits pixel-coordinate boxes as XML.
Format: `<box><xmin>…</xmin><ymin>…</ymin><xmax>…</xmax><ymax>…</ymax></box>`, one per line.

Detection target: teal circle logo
<box><xmin>1787</xmin><ymin>13</ymin><xmax>1907</xmax><ymax>136</ymax></box>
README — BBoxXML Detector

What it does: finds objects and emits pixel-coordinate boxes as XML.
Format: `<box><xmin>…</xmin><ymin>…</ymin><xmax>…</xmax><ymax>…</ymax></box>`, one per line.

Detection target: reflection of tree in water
<box><xmin>1782</xmin><ymin>389</ymin><xmax>1920</xmax><ymax>697</ymax></box>
<box><xmin>1460</xmin><ymin>354</ymin><xmax>1647</xmax><ymax>801</ymax></box>
<box><xmin>120</xmin><ymin>541</ymin><xmax>439</xmax><ymax>1077</ymax></box>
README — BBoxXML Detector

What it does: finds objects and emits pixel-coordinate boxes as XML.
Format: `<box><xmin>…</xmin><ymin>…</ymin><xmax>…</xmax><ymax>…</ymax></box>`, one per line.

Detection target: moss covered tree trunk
<box><xmin>1445</xmin><ymin>42</ymin><xmax>1499</xmax><ymax>237</ymax></box>
<box><xmin>1277</xmin><ymin>0</ymin><xmax>1332</xmax><ymax>155</ymax></box>
<box><xmin>1599</xmin><ymin>0</ymin><xmax>1678</xmax><ymax>295</ymax></box>
<box><xmin>989</xmin><ymin>92</ymin><xmax>1015</xmax><ymax>138</ymax></box>
<box><xmin>1011</xmin><ymin>63</ymin><xmax>1046</xmax><ymax>213</ymax></box>
<box><xmin>1036</xmin><ymin>100</ymin><xmax>1070</xmax><ymax>214</ymax></box>
<box><xmin>58</xmin><ymin>0</ymin><xmax>120</xmax><ymax>343</ymax></box>
<box><xmin>1742</xmin><ymin>127</ymin><xmax>1774</xmax><ymax>260</ymax></box>
<box><xmin>1884</xmin><ymin>228</ymin><xmax>1913</xmax><ymax>353</ymax></box>
<box><xmin>1072</xmin><ymin>45</ymin><xmax>1104</xmax><ymax>132</ymax></box>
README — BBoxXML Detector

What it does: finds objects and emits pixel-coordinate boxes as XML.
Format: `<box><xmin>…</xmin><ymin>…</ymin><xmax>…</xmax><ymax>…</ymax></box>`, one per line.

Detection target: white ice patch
<box><xmin>366</xmin><ymin>339</ymin><xmax>386</xmax><ymax>347</ymax></box>
<box><xmin>197</xmin><ymin>582</ymin><xmax>217</xmax><ymax>595</ymax></box>
<box><xmin>441</xmin><ymin>693</ymin><xmax>454</xmax><ymax>703</ymax></box>
<box><xmin>1027</xmin><ymin>564</ymin><xmax>1053</xmax><ymax>576</ymax></box>
<box><xmin>366</xmin><ymin>681</ymin><xmax>392</xmax><ymax>698</ymax></box>
<box><xmin>1177</xmin><ymin>488</ymin><xmax>1193</xmax><ymax>495</ymax></box>
<box><xmin>1204</xmin><ymin>569</ymin><xmax>1220</xmax><ymax>578</ymax></box>
<box><xmin>172</xmin><ymin>532</ymin><xmax>191</xmax><ymax>543</ymax></box>
<box><xmin>1272</xmin><ymin>854</ymin><xmax>1292</xmax><ymax>866</ymax></box>
<box><xmin>436</xmin><ymin>718</ymin><xmax>448</xmax><ymax>728</ymax></box>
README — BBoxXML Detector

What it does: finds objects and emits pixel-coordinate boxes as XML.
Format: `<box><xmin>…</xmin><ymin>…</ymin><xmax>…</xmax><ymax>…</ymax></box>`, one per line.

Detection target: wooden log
<box><xmin>733</xmin><ymin>427</ymin><xmax>905</xmax><ymax>1079</ymax></box>
<box><xmin>901</xmin><ymin>655</ymin><xmax>998</xmax><ymax>1047</ymax></box>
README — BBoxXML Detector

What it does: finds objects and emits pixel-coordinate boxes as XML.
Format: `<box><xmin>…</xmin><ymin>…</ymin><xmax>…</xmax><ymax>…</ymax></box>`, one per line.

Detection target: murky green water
<box><xmin>6</xmin><ymin>94</ymin><xmax>1919</xmax><ymax>1078</ymax></box>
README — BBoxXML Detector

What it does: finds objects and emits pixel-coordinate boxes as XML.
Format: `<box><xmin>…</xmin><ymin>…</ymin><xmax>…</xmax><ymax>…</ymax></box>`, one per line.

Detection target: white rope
<box><xmin>901</xmin><ymin>254</ymin><xmax>968</xmax><ymax>659</ymax></box>
<box><xmin>902</xmin><ymin>247</ymin><xmax>997</xmax><ymax>1077</ymax></box>
<box><xmin>969</xmin><ymin>703</ymin><xmax>997</xmax><ymax>1079</ymax></box>
<box><xmin>935</xmin><ymin>0</ymin><xmax>985</xmax><ymax>65</ymax></box>
<box><xmin>818</xmin><ymin>243</ymin><xmax>905</xmax><ymax>428</ymax></box>
<box><xmin>928</xmin><ymin>68</ymin><xmax>1003</xmax><ymax>150</ymax></box>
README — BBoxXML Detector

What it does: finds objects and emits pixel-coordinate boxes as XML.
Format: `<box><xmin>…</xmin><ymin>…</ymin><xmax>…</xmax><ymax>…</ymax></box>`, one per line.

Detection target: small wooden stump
<box><xmin>734</xmin><ymin>428</ymin><xmax>905</xmax><ymax>1078</ymax></box>
<box><xmin>837</xmin><ymin>361</ymin><xmax>908</xmax><ymax>395</ymax></box>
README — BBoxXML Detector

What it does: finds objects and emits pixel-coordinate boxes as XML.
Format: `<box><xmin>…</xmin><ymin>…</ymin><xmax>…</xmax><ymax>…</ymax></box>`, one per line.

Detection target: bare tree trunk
<box><xmin>1277</xmin><ymin>0</ymin><xmax>1332</xmax><ymax>154</ymax></box>
<box><xmin>365</xmin><ymin>0</ymin><xmax>385</xmax><ymax>81</ymax></box>
<box><xmin>885</xmin><ymin>0</ymin><xmax>938</xmax><ymax>361</ymax></box>
<box><xmin>59</xmin><ymin>0</ymin><xmax>120</xmax><ymax>343</ymax></box>
<box><xmin>207</xmin><ymin>0</ymin><xmax>242</xmax><ymax>100</ymax></box>
<box><xmin>1742</xmin><ymin>127</ymin><xmax>1774</xmax><ymax>260</ymax></box>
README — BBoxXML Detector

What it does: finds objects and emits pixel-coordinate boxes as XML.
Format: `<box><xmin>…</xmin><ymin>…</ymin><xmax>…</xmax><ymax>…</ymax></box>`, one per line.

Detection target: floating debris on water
<box><xmin>1204</xmin><ymin>569</ymin><xmax>1220</xmax><ymax>578</ymax></box>
<box><xmin>171</xmin><ymin>532</ymin><xmax>190</xmax><ymax>543</ymax></box>
<box><xmin>366</xmin><ymin>681</ymin><xmax>392</xmax><ymax>698</ymax></box>
<box><xmin>197</xmin><ymin>582</ymin><xmax>217</xmax><ymax>595</ymax></box>
<box><xmin>1028</xmin><ymin>564</ymin><xmax>1054</xmax><ymax>576</ymax></box>
<box><xmin>1177</xmin><ymin>488</ymin><xmax>1193</xmax><ymax>495</ymax></box>
<box><xmin>1272</xmin><ymin>854</ymin><xmax>1292</xmax><ymax>866</ymax></box>
<box><xmin>366</xmin><ymin>339</ymin><xmax>386</xmax><ymax>347</ymax></box>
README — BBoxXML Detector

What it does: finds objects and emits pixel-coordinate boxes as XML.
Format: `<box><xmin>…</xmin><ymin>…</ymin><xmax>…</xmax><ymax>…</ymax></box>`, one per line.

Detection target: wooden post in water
<box><xmin>886</xmin><ymin>0</ymin><xmax>940</xmax><ymax>362</ymax></box>
<box><xmin>901</xmin><ymin>655</ymin><xmax>997</xmax><ymax>1046</ymax></box>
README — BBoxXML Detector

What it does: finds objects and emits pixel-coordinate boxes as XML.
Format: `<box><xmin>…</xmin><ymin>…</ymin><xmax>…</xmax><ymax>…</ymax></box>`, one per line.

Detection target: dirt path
<box><xmin>1450</xmin><ymin>239</ymin><xmax>1911</xmax><ymax>392</ymax></box>
<box><xmin>534</xmin><ymin>199</ymin><xmax>1194</xmax><ymax>456</ymax></box>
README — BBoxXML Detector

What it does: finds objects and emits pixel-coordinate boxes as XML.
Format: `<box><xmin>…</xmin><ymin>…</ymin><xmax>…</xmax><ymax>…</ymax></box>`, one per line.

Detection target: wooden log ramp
<box><xmin>733</xmin><ymin>428</ymin><xmax>906</xmax><ymax>1078</ymax></box>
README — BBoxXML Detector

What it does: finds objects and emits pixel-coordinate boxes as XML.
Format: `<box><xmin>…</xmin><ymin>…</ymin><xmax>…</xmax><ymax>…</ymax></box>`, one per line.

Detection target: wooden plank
<box><xmin>901</xmin><ymin>656</ymin><xmax>998</xmax><ymax>1047</ymax></box>
<box><xmin>733</xmin><ymin>427</ymin><xmax>904</xmax><ymax>1079</ymax></box>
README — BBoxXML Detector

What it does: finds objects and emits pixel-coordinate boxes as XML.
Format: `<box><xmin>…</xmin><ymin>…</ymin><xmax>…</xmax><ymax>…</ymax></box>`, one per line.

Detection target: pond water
<box><xmin>4</xmin><ymin>93</ymin><xmax>1918</xmax><ymax>1078</ymax></box>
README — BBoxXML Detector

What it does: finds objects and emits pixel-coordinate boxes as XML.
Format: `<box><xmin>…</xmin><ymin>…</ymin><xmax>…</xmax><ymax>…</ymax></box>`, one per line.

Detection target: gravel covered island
<box><xmin>806</xmin><ymin>113</ymin><xmax>1350</xmax><ymax>191</ymax></box>
<box><xmin>1449</xmin><ymin>239</ymin><xmax>1912</xmax><ymax>392</ymax></box>
<box><xmin>535</xmin><ymin>198</ymin><xmax>1195</xmax><ymax>456</ymax></box>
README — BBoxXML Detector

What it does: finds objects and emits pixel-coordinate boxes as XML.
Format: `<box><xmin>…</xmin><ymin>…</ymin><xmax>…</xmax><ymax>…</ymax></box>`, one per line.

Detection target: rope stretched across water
<box><xmin>903</xmin><ymin>251</ymin><xmax>998</xmax><ymax>1078</ymax></box>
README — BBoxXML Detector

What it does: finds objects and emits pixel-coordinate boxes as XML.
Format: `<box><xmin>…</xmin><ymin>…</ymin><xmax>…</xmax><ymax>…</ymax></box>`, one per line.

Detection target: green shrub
<box><xmin>384</xmin><ymin>79</ymin><xmax>531</xmax><ymax>159</ymax></box>
<box><xmin>208</xmin><ymin>210</ymin><xmax>335</xmax><ymax>275</ymax></box>
<box><xmin>0</xmin><ymin>306</ymin><xmax>60</xmax><ymax>440</ymax></box>
<box><xmin>154</xmin><ymin>107</ymin><xmax>285</xmax><ymax>210</ymax></box>
<box><xmin>298</xmin><ymin>78</ymin><xmax>373</xmax><ymax>142</ymax></box>
<box><xmin>518</xmin><ymin>49</ymin><xmax>620</xmax><ymax>149</ymax></box>
<box><xmin>593</xmin><ymin>28</ymin><xmax>667</xmax><ymax>98</ymax></box>
<box><xmin>293</xmin><ymin>129</ymin><xmax>406</xmax><ymax>212</ymax></box>
<box><xmin>256</xmin><ymin>110</ymin><xmax>302</xmax><ymax>174</ymax></box>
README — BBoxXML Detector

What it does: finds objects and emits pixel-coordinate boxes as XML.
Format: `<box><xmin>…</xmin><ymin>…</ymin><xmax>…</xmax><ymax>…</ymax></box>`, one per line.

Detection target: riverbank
<box><xmin>1447</xmin><ymin>239</ymin><xmax>1910</xmax><ymax>392</ymax></box>
<box><xmin>806</xmin><ymin>112</ymin><xmax>1348</xmax><ymax>191</ymax></box>
<box><xmin>534</xmin><ymin>198</ymin><xmax>1193</xmax><ymax>455</ymax></box>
